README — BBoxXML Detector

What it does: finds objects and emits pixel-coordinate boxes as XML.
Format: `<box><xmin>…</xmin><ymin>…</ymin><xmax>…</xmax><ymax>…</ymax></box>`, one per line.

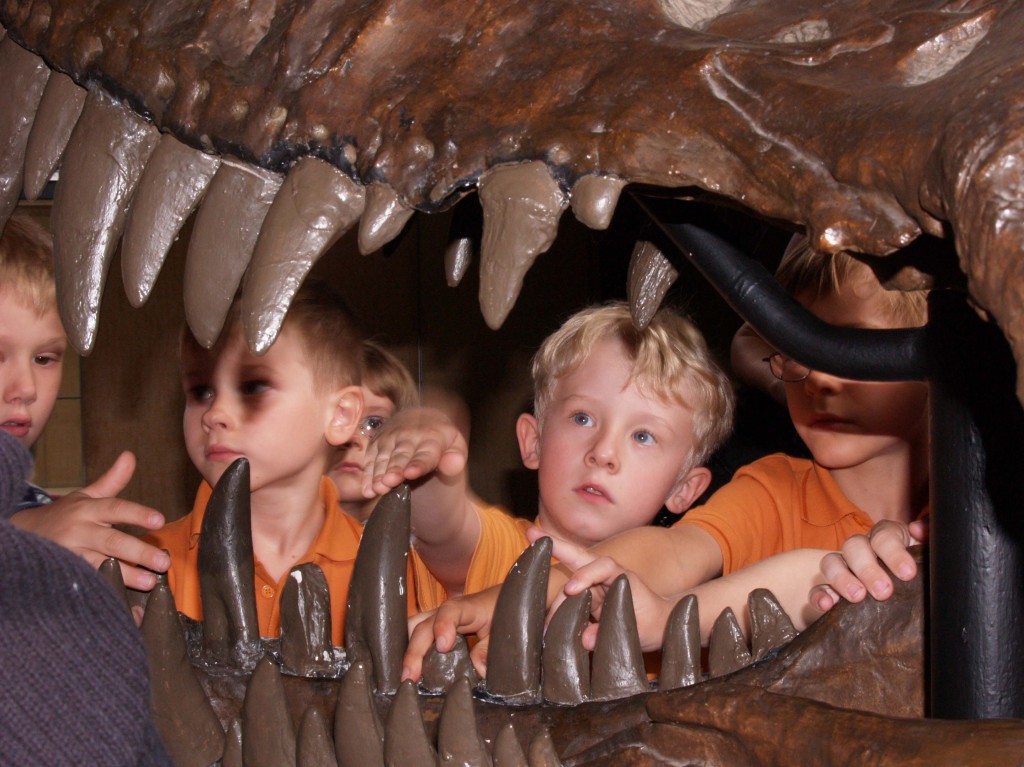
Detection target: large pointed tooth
<box><xmin>541</xmin><ymin>589</ymin><xmax>591</xmax><ymax>705</ymax></box>
<box><xmin>222</xmin><ymin>720</ymin><xmax>243</xmax><ymax>767</ymax></box>
<box><xmin>344</xmin><ymin>484</ymin><xmax>411</xmax><ymax>694</ymax></box>
<box><xmin>478</xmin><ymin>162</ymin><xmax>566</xmax><ymax>329</ymax></box>
<box><xmin>748</xmin><ymin>588</ymin><xmax>798</xmax><ymax>661</ymax></box>
<box><xmin>660</xmin><ymin>593</ymin><xmax>701</xmax><ymax>689</ymax></box>
<box><xmin>493</xmin><ymin>723</ymin><xmax>528</xmax><ymax>767</ymax></box>
<box><xmin>97</xmin><ymin>556</ymin><xmax>130</xmax><ymax>611</ymax></box>
<box><xmin>420</xmin><ymin>633</ymin><xmax>481</xmax><ymax>695</ymax></box>
<box><xmin>437</xmin><ymin>677</ymin><xmax>492</xmax><ymax>767</ymax></box>
<box><xmin>198</xmin><ymin>457</ymin><xmax>263</xmax><ymax>670</ymax></box>
<box><xmin>51</xmin><ymin>86</ymin><xmax>160</xmax><ymax>354</ymax></box>
<box><xmin>570</xmin><ymin>174</ymin><xmax>626</xmax><ymax>231</ymax></box>
<box><xmin>383</xmin><ymin>679</ymin><xmax>437</xmax><ymax>766</ymax></box>
<box><xmin>485</xmin><ymin>536</ymin><xmax>552</xmax><ymax>703</ymax></box>
<box><xmin>590</xmin><ymin>574</ymin><xmax>649</xmax><ymax>701</ymax></box>
<box><xmin>527</xmin><ymin>728</ymin><xmax>562</xmax><ymax>767</ymax></box>
<box><xmin>242</xmin><ymin>157</ymin><xmax>365</xmax><ymax>353</ymax></box>
<box><xmin>184</xmin><ymin>156</ymin><xmax>283</xmax><ymax>347</ymax></box>
<box><xmin>357</xmin><ymin>182</ymin><xmax>413</xmax><ymax>255</ymax></box>
<box><xmin>627</xmin><ymin>240</ymin><xmax>678</xmax><ymax>330</ymax></box>
<box><xmin>280</xmin><ymin>563</ymin><xmax>335</xmax><ymax>676</ymax></box>
<box><xmin>121</xmin><ymin>134</ymin><xmax>220</xmax><ymax>307</ymax></box>
<box><xmin>443</xmin><ymin>195</ymin><xmax>483</xmax><ymax>287</ymax></box>
<box><xmin>707</xmin><ymin>606</ymin><xmax>752</xmax><ymax>678</ymax></box>
<box><xmin>140</xmin><ymin>580</ymin><xmax>226</xmax><ymax>767</ymax></box>
<box><xmin>242</xmin><ymin>656</ymin><xmax>297</xmax><ymax>767</ymax></box>
<box><xmin>0</xmin><ymin>37</ymin><xmax>49</xmax><ymax>226</ymax></box>
<box><xmin>297</xmin><ymin>706</ymin><xmax>337</xmax><ymax>767</ymax></box>
<box><xmin>334</xmin><ymin>661</ymin><xmax>385</xmax><ymax>767</ymax></box>
<box><xmin>22</xmin><ymin>71</ymin><xmax>86</xmax><ymax>201</ymax></box>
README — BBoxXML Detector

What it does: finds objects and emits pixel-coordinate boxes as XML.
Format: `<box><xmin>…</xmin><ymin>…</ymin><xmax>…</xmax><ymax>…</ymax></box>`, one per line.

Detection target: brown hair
<box><xmin>531</xmin><ymin>301</ymin><xmax>734</xmax><ymax>468</ymax></box>
<box><xmin>0</xmin><ymin>212</ymin><xmax>56</xmax><ymax>315</ymax></box>
<box><xmin>775</xmin><ymin>235</ymin><xmax>927</xmax><ymax>327</ymax></box>
<box><xmin>362</xmin><ymin>340</ymin><xmax>419</xmax><ymax>411</ymax></box>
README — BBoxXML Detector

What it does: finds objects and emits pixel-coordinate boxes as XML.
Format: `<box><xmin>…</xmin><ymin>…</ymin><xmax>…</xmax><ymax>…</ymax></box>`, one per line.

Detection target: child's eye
<box><xmin>360</xmin><ymin>415</ymin><xmax>387</xmax><ymax>436</ymax></box>
<box><xmin>240</xmin><ymin>380</ymin><xmax>270</xmax><ymax>396</ymax></box>
<box><xmin>572</xmin><ymin>412</ymin><xmax>593</xmax><ymax>427</ymax></box>
<box><xmin>633</xmin><ymin>430</ymin><xmax>657</xmax><ymax>446</ymax></box>
<box><xmin>187</xmin><ymin>385</ymin><xmax>213</xmax><ymax>402</ymax></box>
<box><xmin>33</xmin><ymin>353</ymin><xmax>62</xmax><ymax>367</ymax></box>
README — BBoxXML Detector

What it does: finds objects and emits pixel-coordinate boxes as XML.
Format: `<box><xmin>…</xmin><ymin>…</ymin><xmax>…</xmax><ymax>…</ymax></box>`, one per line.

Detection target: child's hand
<box><xmin>810</xmin><ymin>518</ymin><xmax>927</xmax><ymax>611</ymax></box>
<box><xmin>9</xmin><ymin>451</ymin><xmax>170</xmax><ymax>591</ymax></box>
<box><xmin>361</xmin><ymin>407</ymin><xmax>468</xmax><ymax>498</ymax></box>
<box><xmin>402</xmin><ymin>586</ymin><xmax>501</xmax><ymax>681</ymax></box>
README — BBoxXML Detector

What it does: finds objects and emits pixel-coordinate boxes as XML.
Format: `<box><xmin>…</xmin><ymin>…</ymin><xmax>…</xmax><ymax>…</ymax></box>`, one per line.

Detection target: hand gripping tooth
<box><xmin>627</xmin><ymin>240</ymin><xmax>678</xmax><ymax>330</ymax></box>
<box><xmin>570</xmin><ymin>174</ymin><xmax>626</xmax><ymax>231</ymax></box>
<box><xmin>436</xmin><ymin>677</ymin><xmax>492</xmax><ymax>767</ymax></box>
<box><xmin>121</xmin><ymin>134</ymin><xmax>220</xmax><ymax>307</ymax></box>
<box><xmin>242</xmin><ymin>157</ymin><xmax>366</xmax><ymax>354</ymax></box>
<box><xmin>383</xmin><ymin>679</ymin><xmax>437</xmax><ymax>766</ymax></box>
<box><xmin>184</xmin><ymin>156</ymin><xmax>283</xmax><ymax>348</ymax></box>
<box><xmin>484</xmin><ymin>536</ymin><xmax>552</xmax><ymax>704</ymax></box>
<box><xmin>22</xmin><ymin>71</ymin><xmax>85</xmax><ymax>201</ymax></box>
<box><xmin>297</xmin><ymin>706</ymin><xmax>337</xmax><ymax>767</ymax></box>
<box><xmin>334</xmin><ymin>661</ymin><xmax>385</xmax><ymax>767</ymax></box>
<box><xmin>0</xmin><ymin>37</ymin><xmax>48</xmax><ymax>226</ymax></box>
<box><xmin>478</xmin><ymin>162</ymin><xmax>567</xmax><ymax>329</ymax></box>
<box><xmin>590</xmin><ymin>574</ymin><xmax>650</xmax><ymax>701</ymax></box>
<box><xmin>660</xmin><ymin>593</ymin><xmax>702</xmax><ymax>689</ymax></box>
<box><xmin>51</xmin><ymin>86</ymin><xmax>160</xmax><ymax>354</ymax></box>
<box><xmin>140</xmin><ymin>580</ymin><xmax>226</xmax><ymax>767</ymax></box>
<box><xmin>420</xmin><ymin>633</ymin><xmax>481</xmax><ymax>695</ymax></box>
<box><xmin>357</xmin><ymin>182</ymin><xmax>413</xmax><ymax>255</ymax></box>
<box><xmin>541</xmin><ymin>589</ymin><xmax>591</xmax><ymax>705</ymax></box>
<box><xmin>708</xmin><ymin>606</ymin><xmax>753</xmax><ymax>677</ymax></box>
<box><xmin>242</xmin><ymin>657</ymin><xmax>297</xmax><ymax>767</ymax></box>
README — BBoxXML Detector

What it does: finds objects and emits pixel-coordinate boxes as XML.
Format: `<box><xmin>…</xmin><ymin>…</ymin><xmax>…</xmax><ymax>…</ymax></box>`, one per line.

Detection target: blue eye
<box><xmin>633</xmin><ymin>430</ymin><xmax>656</xmax><ymax>445</ymax></box>
<box><xmin>360</xmin><ymin>415</ymin><xmax>387</xmax><ymax>436</ymax></box>
<box><xmin>572</xmin><ymin>412</ymin><xmax>593</xmax><ymax>427</ymax></box>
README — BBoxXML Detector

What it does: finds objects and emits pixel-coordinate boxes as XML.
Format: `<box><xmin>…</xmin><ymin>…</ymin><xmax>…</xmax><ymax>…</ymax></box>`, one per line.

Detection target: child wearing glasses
<box><xmin>402</xmin><ymin>238</ymin><xmax>929</xmax><ymax>674</ymax></box>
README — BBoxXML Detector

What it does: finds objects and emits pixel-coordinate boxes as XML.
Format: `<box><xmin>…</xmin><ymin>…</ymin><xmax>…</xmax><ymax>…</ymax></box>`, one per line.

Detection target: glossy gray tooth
<box><xmin>437</xmin><ymin>677</ymin><xmax>492</xmax><ymax>767</ymax></box>
<box><xmin>97</xmin><ymin>556</ymin><xmax>129</xmax><ymax>610</ymax></box>
<box><xmin>140</xmin><ymin>580</ymin><xmax>225</xmax><ymax>767</ymax></box>
<box><xmin>569</xmin><ymin>174</ymin><xmax>626</xmax><ymax>231</ymax></box>
<box><xmin>345</xmin><ymin>484</ymin><xmax>410</xmax><ymax>694</ymax></box>
<box><xmin>492</xmin><ymin>723</ymin><xmax>528</xmax><ymax>767</ymax></box>
<box><xmin>198</xmin><ymin>457</ymin><xmax>262</xmax><ymax>670</ymax></box>
<box><xmin>334</xmin><ymin>661</ymin><xmax>385</xmax><ymax>767</ymax></box>
<box><xmin>280</xmin><ymin>563</ymin><xmax>335</xmax><ymax>676</ymax></box>
<box><xmin>527</xmin><ymin>728</ymin><xmax>563</xmax><ymax>767</ymax></box>
<box><xmin>708</xmin><ymin>606</ymin><xmax>753</xmax><ymax>678</ymax></box>
<box><xmin>22</xmin><ymin>70</ymin><xmax>86</xmax><ymax>201</ymax></box>
<box><xmin>222</xmin><ymin>720</ymin><xmax>243</xmax><ymax>767</ymax></box>
<box><xmin>443</xmin><ymin>196</ymin><xmax>482</xmax><ymax>287</ymax></box>
<box><xmin>51</xmin><ymin>86</ymin><xmax>160</xmax><ymax>354</ymax></box>
<box><xmin>444</xmin><ymin>237</ymin><xmax>474</xmax><ymax>287</ymax></box>
<box><xmin>541</xmin><ymin>589</ymin><xmax>591</xmax><ymax>705</ymax></box>
<box><xmin>0</xmin><ymin>36</ymin><xmax>49</xmax><ymax>227</ymax></box>
<box><xmin>184</xmin><ymin>156</ymin><xmax>283</xmax><ymax>347</ymax></box>
<box><xmin>660</xmin><ymin>593</ymin><xmax>701</xmax><ymax>689</ymax></box>
<box><xmin>121</xmin><ymin>134</ymin><xmax>220</xmax><ymax>307</ymax></box>
<box><xmin>420</xmin><ymin>633</ymin><xmax>481</xmax><ymax>695</ymax></box>
<box><xmin>627</xmin><ymin>240</ymin><xmax>678</xmax><ymax>330</ymax></box>
<box><xmin>748</xmin><ymin>588</ymin><xmax>799</xmax><ymax>661</ymax></box>
<box><xmin>242</xmin><ymin>656</ymin><xmax>297</xmax><ymax>767</ymax></box>
<box><xmin>357</xmin><ymin>182</ymin><xmax>413</xmax><ymax>255</ymax></box>
<box><xmin>383</xmin><ymin>679</ymin><xmax>437</xmax><ymax>766</ymax></box>
<box><xmin>297</xmin><ymin>706</ymin><xmax>337</xmax><ymax>767</ymax></box>
<box><xmin>241</xmin><ymin>157</ymin><xmax>365</xmax><ymax>353</ymax></box>
<box><xmin>590</xmin><ymin>574</ymin><xmax>650</xmax><ymax>701</ymax></box>
<box><xmin>478</xmin><ymin>161</ymin><xmax>566</xmax><ymax>329</ymax></box>
<box><xmin>485</xmin><ymin>536</ymin><xmax>552</xmax><ymax>703</ymax></box>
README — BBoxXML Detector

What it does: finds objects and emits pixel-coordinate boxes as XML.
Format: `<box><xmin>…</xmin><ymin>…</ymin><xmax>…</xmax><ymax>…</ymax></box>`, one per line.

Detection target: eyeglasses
<box><xmin>359</xmin><ymin>414</ymin><xmax>388</xmax><ymax>438</ymax></box>
<box><xmin>763</xmin><ymin>352</ymin><xmax>811</xmax><ymax>383</ymax></box>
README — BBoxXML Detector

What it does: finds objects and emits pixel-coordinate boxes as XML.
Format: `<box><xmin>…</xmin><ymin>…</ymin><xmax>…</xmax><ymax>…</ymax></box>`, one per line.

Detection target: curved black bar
<box><xmin>639</xmin><ymin>202</ymin><xmax>928</xmax><ymax>381</ymax></box>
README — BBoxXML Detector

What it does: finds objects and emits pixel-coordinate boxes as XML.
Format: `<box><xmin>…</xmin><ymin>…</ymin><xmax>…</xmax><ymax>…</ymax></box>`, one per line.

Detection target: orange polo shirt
<box><xmin>677</xmin><ymin>453</ymin><xmax>928</xmax><ymax>575</ymax></box>
<box><xmin>146</xmin><ymin>477</ymin><xmax>367</xmax><ymax>646</ymax></box>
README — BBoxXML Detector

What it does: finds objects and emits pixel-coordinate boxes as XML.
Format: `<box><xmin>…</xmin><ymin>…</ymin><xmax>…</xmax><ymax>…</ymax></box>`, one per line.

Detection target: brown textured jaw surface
<box><xmin>3</xmin><ymin>1</ymin><xmax>1024</xmax><ymax>393</ymax></box>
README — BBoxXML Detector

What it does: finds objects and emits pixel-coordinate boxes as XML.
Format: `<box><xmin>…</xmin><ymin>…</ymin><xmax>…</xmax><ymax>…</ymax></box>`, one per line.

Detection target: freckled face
<box><xmin>0</xmin><ymin>296</ymin><xmax>66</xmax><ymax>448</ymax></box>
<box><xmin>181</xmin><ymin>326</ymin><xmax>337</xmax><ymax>493</ymax></box>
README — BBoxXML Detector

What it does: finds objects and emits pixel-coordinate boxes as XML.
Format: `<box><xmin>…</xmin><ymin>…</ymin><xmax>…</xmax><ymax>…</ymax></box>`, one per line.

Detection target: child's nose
<box><xmin>200</xmin><ymin>396</ymin><xmax>231</xmax><ymax>430</ymax></box>
<box><xmin>3</xmin><ymin>360</ymin><xmax>37</xmax><ymax>404</ymax></box>
<box><xmin>586</xmin><ymin>435</ymin><xmax>619</xmax><ymax>471</ymax></box>
<box><xmin>802</xmin><ymin>367</ymin><xmax>843</xmax><ymax>395</ymax></box>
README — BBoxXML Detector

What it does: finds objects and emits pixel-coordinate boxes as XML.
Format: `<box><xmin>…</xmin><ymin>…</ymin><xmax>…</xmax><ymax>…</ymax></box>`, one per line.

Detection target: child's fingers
<box><xmin>402</xmin><ymin>615</ymin><xmax>437</xmax><ymax>681</ymax></box>
<box><xmin>809</xmin><ymin>583</ymin><xmax>841</xmax><ymax>612</ymax></box>
<box><xmin>117</xmin><ymin>561</ymin><xmax>162</xmax><ymax>592</ymax></box>
<box><xmin>564</xmin><ymin>556</ymin><xmax>625</xmax><ymax>595</ymax></box>
<box><xmin>868</xmin><ymin>524</ymin><xmax>918</xmax><ymax>582</ymax></box>
<box><xmin>80</xmin><ymin>451</ymin><xmax>137</xmax><ymax>499</ymax></box>
<box><xmin>819</xmin><ymin>550</ymin><xmax>868</xmax><ymax>603</ymax></box>
<box><xmin>546</xmin><ymin>534</ymin><xmax>596</xmax><ymax>572</ymax></box>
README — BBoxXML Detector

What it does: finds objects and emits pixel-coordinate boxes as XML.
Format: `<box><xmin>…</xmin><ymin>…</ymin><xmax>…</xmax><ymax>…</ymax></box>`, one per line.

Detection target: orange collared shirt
<box><xmin>145</xmin><ymin>477</ymin><xmax>364</xmax><ymax>645</ymax></box>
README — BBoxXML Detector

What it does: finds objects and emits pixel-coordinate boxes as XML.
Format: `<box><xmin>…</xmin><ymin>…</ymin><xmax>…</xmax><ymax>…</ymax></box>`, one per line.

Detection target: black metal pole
<box><xmin>927</xmin><ymin>290</ymin><xmax>1024</xmax><ymax>719</ymax></box>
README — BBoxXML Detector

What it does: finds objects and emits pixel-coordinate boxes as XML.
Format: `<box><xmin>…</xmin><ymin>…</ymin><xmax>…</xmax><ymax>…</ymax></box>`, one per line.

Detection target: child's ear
<box><xmin>326</xmin><ymin>386</ymin><xmax>364</xmax><ymax>447</ymax></box>
<box><xmin>663</xmin><ymin>466</ymin><xmax>712</xmax><ymax>516</ymax></box>
<box><xmin>516</xmin><ymin>413</ymin><xmax>541</xmax><ymax>470</ymax></box>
